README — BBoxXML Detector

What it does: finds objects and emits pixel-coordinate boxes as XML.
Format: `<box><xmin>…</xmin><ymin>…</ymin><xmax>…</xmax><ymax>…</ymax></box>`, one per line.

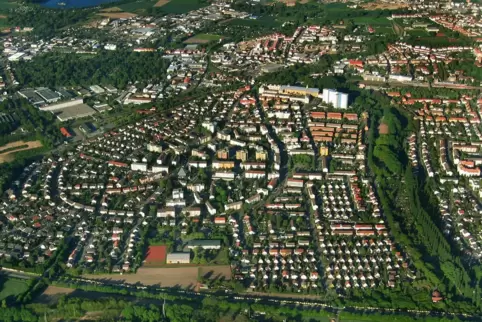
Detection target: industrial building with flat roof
<box><xmin>36</xmin><ymin>87</ymin><xmax>61</xmax><ymax>103</ymax></box>
<box><xmin>18</xmin><ymin>89</ymin><xmax>45</xmax><ymax>106</ymax></box>
<box><xmin>54</xmin><ymin>103</ymin><xmax>97</xmax><ymax>122</ymax></box>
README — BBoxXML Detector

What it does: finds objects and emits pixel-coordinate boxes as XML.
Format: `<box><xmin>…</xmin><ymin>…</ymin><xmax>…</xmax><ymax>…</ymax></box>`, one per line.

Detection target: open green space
<box><xmin>0</xmin><ymin>19</ymin><xmax>10</xmax><ymax>30</ymax></box>
<box><xmin>0</xmin><ymin>0</ymin><xmax>19</xmax><ymax>11</ymax></box>
<box><xmin>156</xmin><ymin>0</ymin><xmax>208</xmax><ymax>14</ymax></box>
<box><xmin>351</xmin><ymin>16</ymin><xmax>392</xmax><ymax>26</ymax></box>
<box><xmin>185</xmin><ymin>33</ymin><xmax>223</xmax><ymax>43</ymax></box>
<box><xmin>226</xmin><ymin>17</ymin><xmax>282</xmax><ymax>28</ymax></box>
<box><xmin>407</xmin><ymin>29</ymin><xmax>431</xmax><ymax>37</ymax></box>
<box><xmin>407</xmin><ymin>35</ymin><xmax>470</xmax><ymax>47</ymax></box>
<box><xmin>117</xmin><ymin>0</ymin><xmax>157</xmax><ymax>12</ymax></box>
<box><xmin>324</xmin><ymin>2</ymin><xmax>349</xmax><ymax>13</ymax></box>
<box><xmin>192</xmin><ymin>33</ymin><xmax>222</xmax><ymax>41</ymax></box>
<box><xmin>0</xmin><ymin>277</ymin><xmax>29</xmax><ymax>301</ymax></box>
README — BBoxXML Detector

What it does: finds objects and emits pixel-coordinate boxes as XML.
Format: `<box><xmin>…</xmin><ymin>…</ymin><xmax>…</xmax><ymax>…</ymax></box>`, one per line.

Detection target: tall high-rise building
<box><xmin>322</xmin><ymin>89</ymin><xmax>349</xmax><ymax>109</ymax></box>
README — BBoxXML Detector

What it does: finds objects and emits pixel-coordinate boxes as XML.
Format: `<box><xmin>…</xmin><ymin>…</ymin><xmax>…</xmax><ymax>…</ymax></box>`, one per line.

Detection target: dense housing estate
<box><xmin>4</xmin><ymin>0</ymin><xmax>482</xmax><ymax>317</ymax></box>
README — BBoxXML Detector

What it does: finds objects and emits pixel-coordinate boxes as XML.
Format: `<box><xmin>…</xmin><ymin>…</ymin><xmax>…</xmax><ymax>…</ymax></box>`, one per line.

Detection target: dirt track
<box><xmin>0</xmin><ymin>140</ymin><xmax>43</xmax><ymax>163</ymax></box>
<box><xmin>98</xmin><ymin>12</ymin><xmax>137</xmax><ymax>19</ymax></box>
<box><xmin>154</xmin><ymin>0</ymin><xmax>170</xmax><ymax>7</ymax></box>
<box><xmin>276</xmin><ymin>0</ymin><xmax>308</xmax><ymax>6</ymax></box>
<box><xmin>100</xmin><ymin>7</ymin><xmax>122</xmax><ymax>12</ymax></box>
<box><xmin>361</xmin><ymin>2</ymin><xmax>409</xmax><ymax>10</ymax></box>
<box><xmin>84</xmin><ymin>266</ymin><xmax>231</xmax><ymax>289</ymax></box>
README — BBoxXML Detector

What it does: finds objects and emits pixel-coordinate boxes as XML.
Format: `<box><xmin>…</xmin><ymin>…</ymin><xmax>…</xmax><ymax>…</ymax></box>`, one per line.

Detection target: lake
<box><xmin>41</xmin><ymin>0</ymin><xmax>118</xmax><ymax>9</ymax></box>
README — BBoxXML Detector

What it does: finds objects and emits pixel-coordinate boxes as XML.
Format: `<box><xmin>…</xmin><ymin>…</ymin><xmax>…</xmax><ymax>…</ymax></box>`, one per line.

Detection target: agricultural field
<box><xmin>84</xmin><ymin>265</ymin><xmax>231</xmax><ymax>288</ymax></box>
<box><xmin>0</xmin><ymin>140</ymin><xmax>43</xmax><ymax>163</ymax></box>
<box><xmin>156</xmin><ymin>0</ymin><xmax>208</xmax><ymax>14</ymax></box>
<box><xmin>184</xmin><ymin>33</ymin><xmax>223</xmax><ymax>44</ymax></box>
<box><xmin>0</xmin><ymin>276</ymin><xmax>29</xmax><ymax>301</ymax></box>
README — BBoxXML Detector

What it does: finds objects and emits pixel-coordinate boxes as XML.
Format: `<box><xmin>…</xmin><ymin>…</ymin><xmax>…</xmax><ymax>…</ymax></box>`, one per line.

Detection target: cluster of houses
<box><xmin>401</xmin><ymin>95</ymin><xmax>482</xmax><ymax>259</ymax></box>
<box><xmin>226</xmin><ymin>83</ymin><xmax>411</xmax><ymax>292</ymax></box>
<box><xmin>211</xmin><ymin>23</ymin><xmax>380</xmax><ymax>76</ymax></box>
<box><xmin>352</xmin><ymin>42</ymin><xmax>478</xmax><ymax>86</ymax></box>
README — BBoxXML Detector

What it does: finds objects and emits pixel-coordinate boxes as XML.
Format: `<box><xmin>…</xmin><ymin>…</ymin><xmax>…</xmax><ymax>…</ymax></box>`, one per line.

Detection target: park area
<box><xmin>0</xmin><ymin>140</ymin><xmax>43</xmax><ymax>163</ymax></box>
<box><xmin>84</xmin><ymin>265</ymin><xmax>231</xmax><ymax>289</ymax></box>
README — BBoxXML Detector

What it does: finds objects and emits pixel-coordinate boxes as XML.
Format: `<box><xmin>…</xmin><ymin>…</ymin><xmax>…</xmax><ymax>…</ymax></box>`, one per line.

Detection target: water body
<box><xmin>41</xmin><ymin>0</ymin><xmax>117</xmax><ymax>9</ymax></box>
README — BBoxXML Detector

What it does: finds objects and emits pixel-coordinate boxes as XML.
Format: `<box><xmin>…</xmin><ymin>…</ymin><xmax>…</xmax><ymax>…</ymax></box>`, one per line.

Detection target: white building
<box><xmin>321</xmin><ymin>89</ymin><xmax>349</xmax><ymax>109</ymax></box>
<box><xmin>131</xmin><ymin>162</ymin><xmax>148</xmax><ymax>172</ymax></box>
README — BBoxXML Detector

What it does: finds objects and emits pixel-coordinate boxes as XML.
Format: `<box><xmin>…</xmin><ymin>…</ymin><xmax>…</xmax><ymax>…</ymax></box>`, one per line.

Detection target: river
<box><xmin>40</xmin><ymin>0</ymin><xmax>118</xmax><ymax>9</ymax></box>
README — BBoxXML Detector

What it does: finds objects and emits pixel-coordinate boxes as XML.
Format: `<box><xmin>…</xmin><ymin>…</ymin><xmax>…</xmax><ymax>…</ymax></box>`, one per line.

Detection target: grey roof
<box><xmin>166</xmin><ymin>252</ymin><xmax>190</xmax><ymax>260</ymax></box>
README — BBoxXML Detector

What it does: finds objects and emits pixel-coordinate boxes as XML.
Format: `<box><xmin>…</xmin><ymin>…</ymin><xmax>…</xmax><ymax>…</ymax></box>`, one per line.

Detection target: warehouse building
<box><xmin>166</xmin><ymin>252</ymin><xmax>190</xmax><ymax>264</ymax></box>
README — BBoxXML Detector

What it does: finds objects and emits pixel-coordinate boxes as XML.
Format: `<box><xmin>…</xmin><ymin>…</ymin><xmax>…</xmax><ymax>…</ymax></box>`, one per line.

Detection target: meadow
<box><xmin>0</xmin><ymin>277</ymin><xmax>29</xmax><ymax>301</ymax></box>
<box><xmin>156</xmin><ymin>0</ymin><xmax>208</xmax><ymax>14</ymax></box>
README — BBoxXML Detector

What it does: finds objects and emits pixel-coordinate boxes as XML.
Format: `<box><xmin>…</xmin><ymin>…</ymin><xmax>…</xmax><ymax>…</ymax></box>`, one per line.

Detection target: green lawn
<box><xmin>407</xmin><ymin>29</ymin><xmax>431</xmax><ymax>37</ymax></box>
<box><xmin>0</xmin><ymin>277</ymin><xmax>29</xmax><ymax>301</ymax></box>
<box><xmin>157</xmin><ymin>0</ymin><xmax>208</xmax><ymax>14</ymax></box>
<box><xmin>194</xmin><ymin>34</ymin><xmax>222</xmax><ymax>41</ymax></box>
<box><xmin>185</xmin><ymin>33</ymin><xmax>223</xmax><ymax>43</ymax></box>
<box><xmin>227</xmin><ymin>17</ymin><xmax>282</xmax><ymax>28</ymax></box>
<box><xmin>117</xmin><ymin>0</ymin><xmax>157</xmax><ymax>12</ymax></box>
<box><xmin>0</xmin><ymin>17</ymin><xmax>11</xmax><ymax>30</ymax></box>
<box><xmin>0</xmin><ymin>0</ymin><xmax>19</xmax><ymax>11</ymax></box>
<box><xmin>351</xmin><ymin>16</ymin><xmax>392</xmax><ymax>26</ymax></box>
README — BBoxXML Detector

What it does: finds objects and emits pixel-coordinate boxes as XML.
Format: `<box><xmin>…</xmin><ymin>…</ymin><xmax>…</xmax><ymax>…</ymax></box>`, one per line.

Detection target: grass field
<box><xmin>227</xmin><ymin>17</ymin><xmax>282</xmax><ymax>28</ymax></box>
<box><xmin>184</xmin><ymin>33</ymin><xmax>223</xmax><ymax>44</ymax></box>
<box><xmin>0</xmin><ymin>277</ymin><xmax>29</xmax><ymax>301</ymax></box>
<box><xmin>0</xmin><ymin>140</ymin><xmax>43</xmax><ymax>163</ymax></box>
<box><xmin>407</xmin><ymin>29</ymin><xmax>431</xmax><ymax>37</ymax></box>
<box><xmin>157</xmin><ymin>0</ymin><xmax>208</xmax><ymax>14</ymax></box>
<box><xmin>351</xmin><ymin>16</ymin><xmax>392</xmax><ymax>27</ymax></box>
<box><xmin>117</xmin><ymin>0</ymin><xmax>157</xmax><ymax>12</ymax></box>
<box><xmin>0</xmin><ymin>0</ymin><xmax>19</xmax><ymax>11</ymax></box>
